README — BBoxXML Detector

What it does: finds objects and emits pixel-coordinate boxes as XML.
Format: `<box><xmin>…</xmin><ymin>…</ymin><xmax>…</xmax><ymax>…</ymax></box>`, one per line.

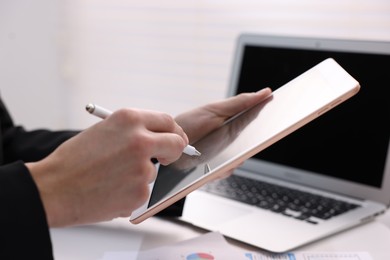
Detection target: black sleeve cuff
<box><xmin>0</xmin><ymin>161</ymin><xmax>53</xmax><ymax>259</ymax></box>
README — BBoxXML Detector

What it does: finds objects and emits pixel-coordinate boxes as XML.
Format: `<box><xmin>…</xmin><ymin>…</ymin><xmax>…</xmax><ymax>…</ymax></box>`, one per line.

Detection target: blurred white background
<box><xmin>1</xmin><ymin>0</ymin><xmax>390</xmax><ymax>130</ymax></box>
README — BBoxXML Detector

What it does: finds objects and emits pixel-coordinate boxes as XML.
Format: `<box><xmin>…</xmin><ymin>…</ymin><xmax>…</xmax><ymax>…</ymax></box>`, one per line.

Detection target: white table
<box><xmin>51</xmin><ymin>209</ymin><xmax>390</xmax><ymax>259</ymax></box>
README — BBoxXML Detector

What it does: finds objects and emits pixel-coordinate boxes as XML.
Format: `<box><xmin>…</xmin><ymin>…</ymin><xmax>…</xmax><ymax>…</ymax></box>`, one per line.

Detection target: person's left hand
<box><xmin>175</xmin><ymin>88</ymin><xmax>272</xmax><ymax>144</ymax></box>
<box><xmin>174</xmin><ymin>88</ymin><xmax>272</xmax><ymax>178</ymax></box>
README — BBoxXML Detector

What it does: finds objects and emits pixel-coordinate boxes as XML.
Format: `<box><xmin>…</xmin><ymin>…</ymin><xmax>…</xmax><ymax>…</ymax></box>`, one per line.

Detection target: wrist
<box><xmin>26</xmin><ymin>160</ymin><xmax>70</xmax><ymax>227</ymax></box>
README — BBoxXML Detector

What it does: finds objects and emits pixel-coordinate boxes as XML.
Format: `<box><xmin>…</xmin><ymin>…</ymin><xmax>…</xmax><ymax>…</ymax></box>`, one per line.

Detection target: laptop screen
<box><xmin>231</xmin><ymin>36</ymin><xmax>390</xmax><ymax>189</ymax></box>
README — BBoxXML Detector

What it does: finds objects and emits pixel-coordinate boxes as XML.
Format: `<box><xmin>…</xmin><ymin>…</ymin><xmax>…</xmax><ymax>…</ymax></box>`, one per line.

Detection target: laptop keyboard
<box><xmin>201</xmin><ymin>174</ymin><xmax>360</xmax><ymax>224</ymax></box>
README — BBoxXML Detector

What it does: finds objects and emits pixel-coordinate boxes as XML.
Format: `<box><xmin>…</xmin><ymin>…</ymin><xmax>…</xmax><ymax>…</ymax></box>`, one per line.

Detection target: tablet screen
<box><xmin>149</xmin><ymin>95</ymin><xmax>270</xmax><ymax>206</ymax></box>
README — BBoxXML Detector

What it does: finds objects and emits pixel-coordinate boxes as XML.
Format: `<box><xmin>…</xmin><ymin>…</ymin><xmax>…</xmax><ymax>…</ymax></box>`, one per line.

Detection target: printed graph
<box><xmin>186</xmin><ymin>252</ymin><xmax>215</xmax><ymax>260</ymax></box>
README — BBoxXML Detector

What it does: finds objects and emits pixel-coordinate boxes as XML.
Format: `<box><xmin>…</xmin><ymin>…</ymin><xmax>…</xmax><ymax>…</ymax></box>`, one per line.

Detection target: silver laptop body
<box><xmin>180</xmin><ymin>33</ymin><xmax>390</xmax><ymax>253</ymax></box>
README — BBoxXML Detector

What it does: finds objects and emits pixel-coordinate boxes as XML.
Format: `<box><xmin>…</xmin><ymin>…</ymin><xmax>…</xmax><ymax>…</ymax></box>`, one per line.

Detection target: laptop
<box><xmin>179</xmin><ymin>33</ymin><xmax>390</xmax><ymax>253</ymax></box>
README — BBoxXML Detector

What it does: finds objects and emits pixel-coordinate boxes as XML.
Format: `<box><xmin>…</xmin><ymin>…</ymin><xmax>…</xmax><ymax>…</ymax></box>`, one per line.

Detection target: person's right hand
<box><xmin>27</xmin><ymin>108</ymin><xmax>189</xmax><ymax>228</ymax></box>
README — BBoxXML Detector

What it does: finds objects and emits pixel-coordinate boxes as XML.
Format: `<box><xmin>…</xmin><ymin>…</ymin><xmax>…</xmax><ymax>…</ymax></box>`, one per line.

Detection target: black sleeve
<box><xmin>2</xmin><ymin>126</ymin><xmax>78</xmax><ymax>163</ymax></box>
<box><xmin>0</xmin><ymin>161</ymin><xmax>54</xmax><ymax>259</ymax></box>
<box><xmin>0</xmin><ymin>97</ymin><xmax>76</xmax><ymax>259</ymax></box>
<box><xmin>0</xmin><ymin>97</ymin><xmax>78</xmax><ymax>164</ymax></box>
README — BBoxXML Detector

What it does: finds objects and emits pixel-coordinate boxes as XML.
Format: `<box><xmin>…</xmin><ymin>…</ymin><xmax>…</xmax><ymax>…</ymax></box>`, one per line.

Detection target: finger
<box><xmin>209</xmin><ymin>87</ymin><xmax>272</xmax><ymax>118</ymax></box>
<box><xmin>144</xmin><ymin>160</ymin><xmax>158</xmax><ymax>184</ymax></box>
<box><xmin>141</xmin><ymin>111</ymin><xmax>190</xmax><ymax>163</ymax></box>
<box><xmin>131</xmin><ymin>110</ymin><xmax>189</xmax><ymax>144</ymax></box>
<box><xmin>149</xmin><ymin>132</ymin><xmax>188</xmax><ymax>165</ymax></box>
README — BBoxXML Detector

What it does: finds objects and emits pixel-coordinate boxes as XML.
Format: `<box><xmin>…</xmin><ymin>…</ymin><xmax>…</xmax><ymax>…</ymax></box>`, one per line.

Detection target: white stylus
<box><xmin>85</xmin><ymin>103</ymin><xmax>201</xmax><ymax>157</ymax></box>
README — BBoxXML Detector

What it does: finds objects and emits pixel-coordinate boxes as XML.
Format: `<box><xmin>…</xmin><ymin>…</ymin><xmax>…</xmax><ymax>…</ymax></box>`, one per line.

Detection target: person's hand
<box><xmin>175</xmin><ymin>88</ymin><xmax>272</xmax><ymax>178</ymax></box>
<box><xmin>175</xmin><ymin>88</ymin><xmax>272</xmax><ymax>144</ymax></box>
<box><xmin>27</xmin><ymin>108</ymin><xmax>189</xmax><ymax>227</ymax></box>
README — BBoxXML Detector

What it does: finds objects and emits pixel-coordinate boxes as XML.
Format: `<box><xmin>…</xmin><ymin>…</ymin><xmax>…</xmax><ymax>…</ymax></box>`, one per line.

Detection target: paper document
<box><xmin>102</xmin><ymin>231</ymin><xmax>373</xmax><ymax>260</ymax></box>
<box><xmin>247</xmin><ymin>251</ymin><xmax>373</xmax><ymax>260</ymax></box>
<box><xmin>136</xmin><ymin>231</ymin><xmax>244</xmax><ymax>259</ymax></box>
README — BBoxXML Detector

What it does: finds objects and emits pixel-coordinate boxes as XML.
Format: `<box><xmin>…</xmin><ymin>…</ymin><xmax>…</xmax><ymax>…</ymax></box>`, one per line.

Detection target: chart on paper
<box><xmin>186</xmin><ymin>252</ymin><xmax>215</xmax><ymax>260</ymax></box>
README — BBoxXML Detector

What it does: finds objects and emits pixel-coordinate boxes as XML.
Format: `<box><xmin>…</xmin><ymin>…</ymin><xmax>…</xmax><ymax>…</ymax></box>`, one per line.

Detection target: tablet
<box><xmin>130</xmin><ymin>58</ymin><xmax>360</xmax><ymax>224</ymax></box>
